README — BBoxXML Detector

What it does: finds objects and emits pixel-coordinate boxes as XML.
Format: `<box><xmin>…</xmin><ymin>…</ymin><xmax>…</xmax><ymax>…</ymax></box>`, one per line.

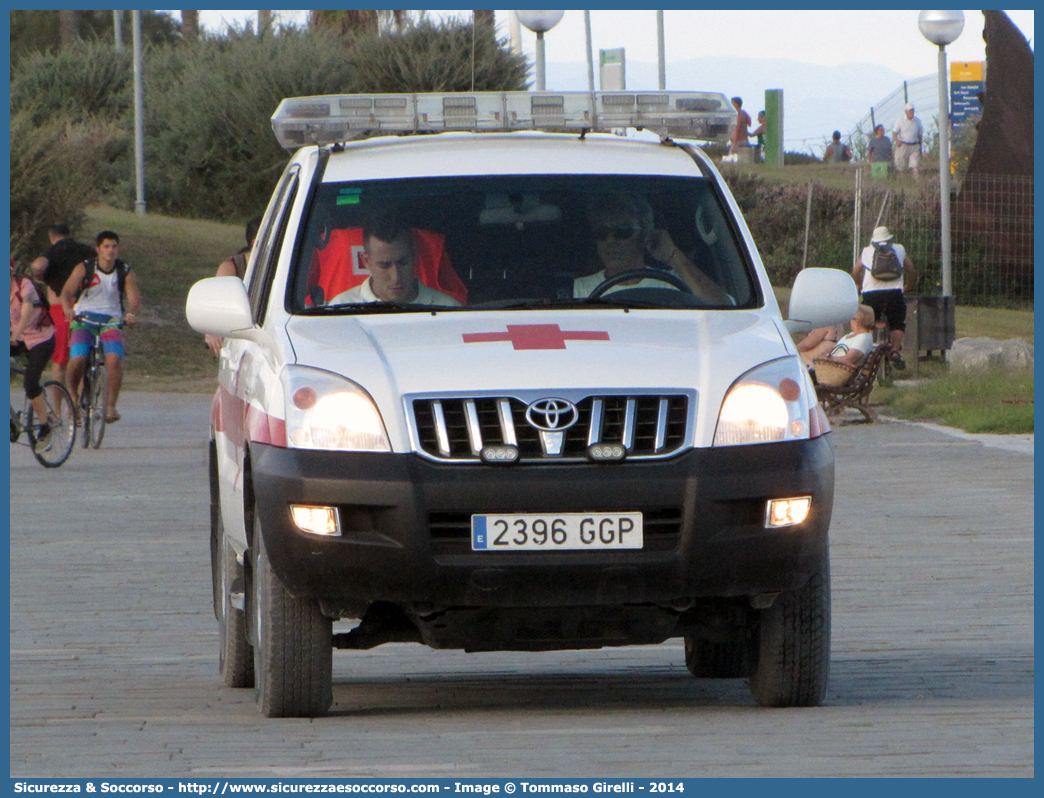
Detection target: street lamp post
<box><xmin>132</xmin><ymin>9</ymin><xmax>146</xmax><ymax>215</ymax></box>
<box><xmin>515</xmin><ymin>11</ymin><xmax>565</xmax><ymax>91</ymax></box>
<box><xmin>918</xmin><ymin>10</ymin><xmax>965</xmax><ymax>298</ymax></box>
<box><xmin>584</xmin><ymin>11</ymin><xmax>595</xmax><ymax>92</ymax></box>
<box><xmin>656</xmin><ymin>10</ymin><xmax>666</xmax><ymax>90</ymax></box>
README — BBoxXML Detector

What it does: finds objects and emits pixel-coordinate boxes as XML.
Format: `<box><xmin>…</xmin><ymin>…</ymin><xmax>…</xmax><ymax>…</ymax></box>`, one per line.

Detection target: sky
<box><xmin>192</xmin><ymin>9</ymin><xmax>1033</xmax><ymax>81</ymax></box>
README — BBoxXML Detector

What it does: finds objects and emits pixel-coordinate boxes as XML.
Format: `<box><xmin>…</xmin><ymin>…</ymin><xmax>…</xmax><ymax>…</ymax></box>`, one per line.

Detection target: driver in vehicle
<box><xmin>328</xmin><ymin>212</ymin><xmax>462</xmax><ymax>307</ymax></box>
<box><xmin>572</xmin><ymin>193</ymin><xmax>729</xmax><ymax>304</ymax></box>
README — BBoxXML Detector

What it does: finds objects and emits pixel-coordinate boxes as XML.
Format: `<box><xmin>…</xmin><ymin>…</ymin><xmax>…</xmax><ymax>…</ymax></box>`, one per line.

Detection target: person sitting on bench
<box><xmin>818</xmin><ymin>304</ymin><xmax>875</xmax><ymax>366</ymax></box>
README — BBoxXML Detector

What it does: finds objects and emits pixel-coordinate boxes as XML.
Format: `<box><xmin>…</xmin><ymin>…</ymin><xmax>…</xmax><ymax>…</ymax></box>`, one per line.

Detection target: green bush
<box><xmin>11</xmin><ymin>42</ymin><xmax>133</xmax><ymax>125</ymax></box>
<box><xmin>11</xmin><ymin>42</ymin><xmax>135</xmax><ymax>211</ymax></box>
<box><xmin>141</xmin><ymin>27</ymin><xmax>360</xmax><ymax>219</ymax></box>
<box><xmin>9</xmin><ymin>108</ymin><xmax>125</xmax><ymax>263</ymax></box>
<box><xmin>10</xmin><ymin>10</ymin><xmax>181</xmax><ymax>63</ymax></box>
<box><xmin>783</xmin><ymin>151</ymin><xmax>820</xmax><ymax>166</ymax></box>
<box><xmin>141</xmin><ymin>20</ymin><xmax>526</xmax><ymax>220</ymax></box>
<box><xmin>349</xmin><ymin>16</ymin><xmax>528</xmax><ymax>92</ymax></box>
<box><xmin>10</xmin><ymin>20</ymin><xmax>529</xmax><ymax>223</ymax></box>
<box><xmin>722</xmin><ymin>171</ymin><xmax>853</xmax><ymax>286</ymax></box>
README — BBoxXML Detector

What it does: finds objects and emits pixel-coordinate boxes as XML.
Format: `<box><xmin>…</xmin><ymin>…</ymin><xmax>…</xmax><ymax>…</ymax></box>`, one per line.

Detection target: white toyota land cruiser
<box><xmin>187</xmin><ymin>90</ymin><xmax>857</xmax><ymax>717</ymax></box>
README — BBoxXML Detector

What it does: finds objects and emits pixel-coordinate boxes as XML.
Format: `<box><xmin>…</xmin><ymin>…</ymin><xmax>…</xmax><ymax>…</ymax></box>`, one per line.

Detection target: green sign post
<box><xmin>764</xmin><ymin>89</ymin><xmax>783</xmax><ymax>167</ymax></box>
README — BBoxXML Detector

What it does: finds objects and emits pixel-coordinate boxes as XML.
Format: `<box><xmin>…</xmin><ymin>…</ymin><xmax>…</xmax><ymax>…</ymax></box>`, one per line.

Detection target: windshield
<box><xmin>289</xmin><ymin>174</ymin><xmax>759</xmax><ymax>313</ymax></box>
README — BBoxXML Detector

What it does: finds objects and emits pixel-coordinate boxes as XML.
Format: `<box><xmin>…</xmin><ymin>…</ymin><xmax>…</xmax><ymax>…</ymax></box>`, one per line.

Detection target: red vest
<box><xmin>306</xmin><ymin>228</ymin><xmax>468</xmax><ymax>306</ymax></box>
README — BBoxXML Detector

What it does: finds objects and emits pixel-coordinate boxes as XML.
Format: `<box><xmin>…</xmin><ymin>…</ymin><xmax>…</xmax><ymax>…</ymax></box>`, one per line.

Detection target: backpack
<box><xmin>79</xmin><ymin>258</ymin><xmax>130</xmax><ymax>310</ymax></box>
<box><xmin>230</xmin><ymin>251</ymin><xmax>248</xmax><ymax>279</ymax></box>
<box><xmin>33</xmin><ymin>280</ymin><xmax>53</xmax><ymax>326</ymax></box>
<box><xmin>13</xmin><ymin>274</ymin><xmax>53</xmax><ymax>327</ymax></box>
<box><xmin>870</xmin><ymin>243</ymin><xmax>903</xmax><ymax>281</ymax></box>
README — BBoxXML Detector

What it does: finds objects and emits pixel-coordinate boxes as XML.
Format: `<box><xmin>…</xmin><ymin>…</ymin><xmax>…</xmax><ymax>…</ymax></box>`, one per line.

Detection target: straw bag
<box><xmin>812</xmin><ymin>358</ymin><xmax>857</xmax><ymax>387</ymax></box>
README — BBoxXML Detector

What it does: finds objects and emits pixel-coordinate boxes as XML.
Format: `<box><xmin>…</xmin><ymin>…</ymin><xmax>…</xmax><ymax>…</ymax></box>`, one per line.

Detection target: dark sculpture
<box><xmin>949</xmin><ymin>11</ymin><xmax>1033</xmax><ymax>304</ymax></box>
<box><xmin>966</xmin><ymin>10</ymin><xmax>1033</xmax><ymax>176</ymax></box>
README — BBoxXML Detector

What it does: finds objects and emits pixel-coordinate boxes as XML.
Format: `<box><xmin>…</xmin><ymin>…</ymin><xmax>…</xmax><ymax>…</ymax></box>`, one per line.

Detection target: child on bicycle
<box><xmin>60</xmin><ymin>231</ymin><xmax>142</xmax><ymax>423</ymax></box>
<box><xmin>10</xmin><ymin>260</ymin><xmax>57</xmax><ymax>448</ymax></box>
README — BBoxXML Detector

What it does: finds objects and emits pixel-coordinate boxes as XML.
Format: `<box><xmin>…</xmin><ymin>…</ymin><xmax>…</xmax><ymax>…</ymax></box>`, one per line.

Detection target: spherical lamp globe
<box><xmin>514</xmin><ymin>10</ymin><xmax>565</xmax><ymax>33</ymax></box>
<box><xmin>918</xmin><ymin>10</ymin><xmax>965</xmax><ymax>46</ymax></box>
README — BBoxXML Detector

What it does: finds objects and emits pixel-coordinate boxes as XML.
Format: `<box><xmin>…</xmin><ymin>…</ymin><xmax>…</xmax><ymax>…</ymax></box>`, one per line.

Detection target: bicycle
<box><xmin>72</xmin><ymin>314</ymin><xmax>125</xmax><ymax>450</ymax></box>
<box><xmin>9</xmin><ymin>355</ymin><xmax>76</xmax><ymax>468</ymax></box>
<box><xmin>873</xmin><ymin>322</ymin><xmax>893</xmax><ymax>386</ymax></box>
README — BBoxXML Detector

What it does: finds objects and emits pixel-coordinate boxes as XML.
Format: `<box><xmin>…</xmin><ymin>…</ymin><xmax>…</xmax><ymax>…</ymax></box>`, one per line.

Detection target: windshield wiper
<box><xmin>466</xmin><ymin>297</ymin><xmax>650</xmax><ymax>311</ymax></box>
<box><xmin>467</xmin><ymin>297</ymin><xmax>566</xmax><ymax>310</ymax></box>
<box><xmin>301</xmin><ymin>302</ymin><xmax>455</xmax><ymax>315</ymax></box>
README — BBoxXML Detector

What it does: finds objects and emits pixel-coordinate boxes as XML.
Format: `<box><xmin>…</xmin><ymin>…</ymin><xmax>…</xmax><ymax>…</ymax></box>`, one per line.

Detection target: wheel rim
<box><xmin>29</xmin><ymin>382</ymin><xmax>76</xmax><ymax>467</ymax></box>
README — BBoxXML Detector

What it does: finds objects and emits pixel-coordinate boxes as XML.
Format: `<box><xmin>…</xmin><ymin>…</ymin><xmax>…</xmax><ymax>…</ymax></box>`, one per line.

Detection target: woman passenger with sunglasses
<box><xmin>572</xmin><ymin>193</ymin><xmax>729</xmax><ymax>304</ymax></box>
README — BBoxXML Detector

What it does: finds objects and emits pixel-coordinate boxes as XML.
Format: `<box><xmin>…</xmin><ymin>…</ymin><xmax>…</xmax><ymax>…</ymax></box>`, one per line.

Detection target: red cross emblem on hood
<box><xmin>462</xmin><ymin>324</ymin><xmax>610</xmax><ymax>351</ymax></box>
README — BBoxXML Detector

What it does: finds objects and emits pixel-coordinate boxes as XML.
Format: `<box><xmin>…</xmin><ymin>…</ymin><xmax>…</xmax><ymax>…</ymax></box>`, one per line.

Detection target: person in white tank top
<box><xmin>60</xmin><ymin>231</ymin><xmax>142</xmax><ymax>423</ymax></box>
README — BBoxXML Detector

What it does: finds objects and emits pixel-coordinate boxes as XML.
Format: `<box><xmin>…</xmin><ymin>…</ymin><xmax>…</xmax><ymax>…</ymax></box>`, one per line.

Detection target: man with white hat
<box><xmin>891</xmin><ymin>102</ymin><xmax>924</xmax><ymax>178</ymax></box>
<box><xmin>853</xmin><ymin>225</ymin><xmax>916</xmax><ymax>369</ymax></box>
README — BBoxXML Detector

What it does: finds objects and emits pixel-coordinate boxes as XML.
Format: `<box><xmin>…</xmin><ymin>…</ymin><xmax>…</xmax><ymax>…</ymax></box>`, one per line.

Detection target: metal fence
<box><xmin>854</xmin><ymin>172</ymin><xmax>1033</xmax><ymax>308</ymax></box>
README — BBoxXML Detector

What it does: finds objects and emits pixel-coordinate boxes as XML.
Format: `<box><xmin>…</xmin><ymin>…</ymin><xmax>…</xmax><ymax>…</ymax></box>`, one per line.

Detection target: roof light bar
<box><xmin>271</xmin><ymin>91</ymin><xmax>734</xmax><ymax>150</ymax></box>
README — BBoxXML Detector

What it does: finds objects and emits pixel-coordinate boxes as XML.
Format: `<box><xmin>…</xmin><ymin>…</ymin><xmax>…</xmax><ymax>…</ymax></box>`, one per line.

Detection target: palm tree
<box><xmin>310</xmin><ymin>10</ymin><xmax>408</xmax><ymax>36</ymax></box>
<box><xmin>181</xmin><ymin>10</ymin><xmax>199</xmax><ymax>42</ymax></box>
<box><xmin>58</xmin><ymin>10</ymin><xmax>80</xmax><ymax>47</ymax></box>
<box><xmin>310</xmin><ymin>10</ymin><xmax>377</xmax><ymax>36</ymax></box>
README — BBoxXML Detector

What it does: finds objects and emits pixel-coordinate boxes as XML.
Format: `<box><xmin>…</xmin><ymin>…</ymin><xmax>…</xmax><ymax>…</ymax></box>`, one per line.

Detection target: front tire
<box><xmin>748</xmin><ymin>552</ymin><xmax>831</xmax><ymax>707</ymax></box>
<box><xmin>27</xmin><ymin>381</ymin><xmax>76</xmax><ymax>468</ymax></box>
<box><xmin>251</xmin><ymin>518</ymin><xmax>332</xmax><ymax>717</ymax></box>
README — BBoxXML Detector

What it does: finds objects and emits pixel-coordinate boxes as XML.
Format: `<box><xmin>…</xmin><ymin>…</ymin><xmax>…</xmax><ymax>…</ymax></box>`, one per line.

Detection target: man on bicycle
<box><xmin>60</xmin><ymin>231</ymin><xmax>142</xmax><ymax>423</ymax></box>
<box><xmin>30</xmin><ymin>224</ymin><xmax>95</xmax><ymax>390</ymax></box>
<box><xmin>10</xmin><ymin>260</ymin><xmax>58</xmax><ymax>450</ymax></box>
<box><xmin>852</xmin><ymin>226</ymin><xmax>916</xmax><ymax>370</ymax></box>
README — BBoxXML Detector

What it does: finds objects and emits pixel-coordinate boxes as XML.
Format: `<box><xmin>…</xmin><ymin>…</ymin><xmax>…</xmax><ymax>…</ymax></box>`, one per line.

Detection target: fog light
<box><xmin>290</xmin><ymin>504</ymin><xmax>341</xmax><ymax>536</ymax></box>
<box><xmin>765</xmin><ymin>497</ymin><xmax>811</xmax><ymax>528</ymax></box>
<box><xmin>588</xmin><ymin>443</ymin><xmax>626</xmax><ymax>462</ymax></box>
<box><xmin>481</xmin><ymin>444</ymin><xmax>519</xmax><ymax>464</ymax></box>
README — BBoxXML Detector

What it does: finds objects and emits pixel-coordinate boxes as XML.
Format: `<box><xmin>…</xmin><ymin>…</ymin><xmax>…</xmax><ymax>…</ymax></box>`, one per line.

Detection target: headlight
<box><xmin>713</xmin><ymin>356</ymin><xmax>814</xmax><ymax>446</ymax></box>
<box><xmin>280</xmin><ymin>366</ymin><xmax>391</xmax><ymax>452</ymax></box>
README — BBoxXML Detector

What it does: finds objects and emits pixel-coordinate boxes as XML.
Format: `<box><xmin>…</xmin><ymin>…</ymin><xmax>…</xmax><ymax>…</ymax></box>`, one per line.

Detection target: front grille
<box><xmin>429</xmin><ymin>507</ymin><xmax>683</xmax><ymax>555</ymax></box>
<box><xmin>410</xmin><ymin>393</ymin><xmax>691</xmax><ymax>463</ymax></box>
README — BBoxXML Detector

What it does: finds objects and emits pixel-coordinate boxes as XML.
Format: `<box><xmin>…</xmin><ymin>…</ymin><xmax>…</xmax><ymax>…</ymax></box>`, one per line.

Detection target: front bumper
<box><xmin>251</xmin><ymin>436</ymin><xmax>834</xmax><ymax>612</ymax></box>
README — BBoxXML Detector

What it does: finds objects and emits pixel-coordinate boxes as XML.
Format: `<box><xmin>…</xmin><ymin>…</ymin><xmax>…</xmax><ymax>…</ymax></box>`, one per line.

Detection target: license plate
<box><xmin>471</xmin><ymin>513</ymin><xmax>643</xmax><ymax>551</ymax></box>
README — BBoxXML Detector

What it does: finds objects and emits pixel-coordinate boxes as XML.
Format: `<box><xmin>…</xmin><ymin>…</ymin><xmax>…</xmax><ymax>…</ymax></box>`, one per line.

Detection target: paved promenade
<box><xmin>9</xmin><ymin>392</ymin><xmax>1034</xmax><ymax>777</ymax></box>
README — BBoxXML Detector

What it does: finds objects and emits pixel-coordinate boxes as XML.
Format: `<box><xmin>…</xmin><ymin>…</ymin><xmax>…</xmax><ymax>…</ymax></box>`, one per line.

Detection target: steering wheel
<box><xmin>587</xmin><ymin>268</ymin><xmax>695</xmax><ymax>300</ymax></box>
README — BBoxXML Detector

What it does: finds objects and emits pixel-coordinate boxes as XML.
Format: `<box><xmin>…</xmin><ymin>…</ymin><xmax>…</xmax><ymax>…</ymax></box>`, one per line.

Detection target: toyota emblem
<box><xmin>525</xmin><ymin>398</ymin><xmax>579</xmax><ymax>432</ymax></box>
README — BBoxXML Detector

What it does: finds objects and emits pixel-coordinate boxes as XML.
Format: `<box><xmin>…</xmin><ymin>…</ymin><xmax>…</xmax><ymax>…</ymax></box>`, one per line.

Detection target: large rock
<box><xmin>949</xmin><ymin>337</ymin><xmax>1034</xmax><ymax>374</ymax></box>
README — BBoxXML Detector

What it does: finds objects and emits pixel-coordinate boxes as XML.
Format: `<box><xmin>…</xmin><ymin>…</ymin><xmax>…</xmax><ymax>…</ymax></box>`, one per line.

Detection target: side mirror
<box><xmin>784</xmin><ymin>267</ymin><xmax>859</xmax><ymax>334</ymax></box>
<box><xmin>185</xmin><ymin>276</ymin><xmax>258</xmax><ymax>340</ymax></box>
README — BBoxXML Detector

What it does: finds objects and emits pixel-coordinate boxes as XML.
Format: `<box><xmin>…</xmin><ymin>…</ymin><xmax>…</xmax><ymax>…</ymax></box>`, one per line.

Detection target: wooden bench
<box><xmin>813</xmin><ymin>344</ymin><xmax>890</xmax><ymax>423</ymax></box>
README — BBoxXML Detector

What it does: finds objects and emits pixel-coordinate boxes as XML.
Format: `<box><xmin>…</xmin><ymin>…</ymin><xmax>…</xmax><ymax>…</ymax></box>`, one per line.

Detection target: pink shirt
<box><xmin>10</xmin><ymin>276</ymin><xmax>55</xmax><ymax>349</ymax></box>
